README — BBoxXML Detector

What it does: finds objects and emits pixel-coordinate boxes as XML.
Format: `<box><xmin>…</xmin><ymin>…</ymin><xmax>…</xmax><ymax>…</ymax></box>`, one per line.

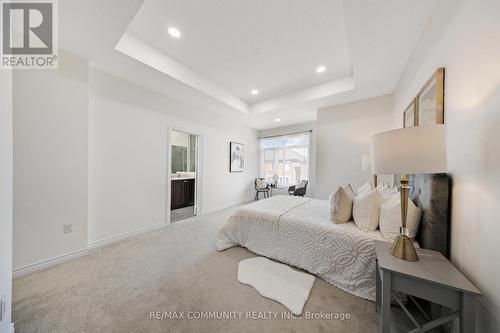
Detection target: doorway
<box><xmin>170</xmin><ymin>129</ymin><xmax>199</xmax><ymax>223</ymax></box>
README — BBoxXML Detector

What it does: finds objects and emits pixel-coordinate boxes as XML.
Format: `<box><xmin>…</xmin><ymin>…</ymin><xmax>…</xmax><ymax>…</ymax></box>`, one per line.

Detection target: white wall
<box><xmin>316</xmin><ymin>95</ymin><xmax>394</xmax><ymax>199</ymax></box>
<box><xmin>258</xmin><ymin>122</ymin><xmax>317</xmax><ymax>197</ymax></box>
<box><xmin>393</xmin><ymin>0</ymin><xmax>500</xmax><ymax>331</ymax></box>
<box><xmin>13</xmin><ymin>51</ymin><xmax>89</xmax><ymax>270</ymax></box>
<box><xmin>88</xmin><ymin>68</ymin><xmax>258</xmax><ymax>243</ymax></box>
<box><xmin>0</xmin><ymin>67</ymin><xmax>13</xmax><ymax>332</ymax></box>
<box><xmin>12</xmin><ymin>50</ymin><xmax>258</xmax><ymax>271</ymax></box>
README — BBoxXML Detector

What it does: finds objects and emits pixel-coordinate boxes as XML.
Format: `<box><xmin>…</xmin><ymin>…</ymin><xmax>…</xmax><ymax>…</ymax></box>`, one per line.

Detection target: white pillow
<box><xmin>329</xmin><ymin>185</ymin><xmax>355</xmax><ymax>224</ymax></box>
<box><xmin>295</xmin><ymin>180</ymin><xmax>307</xmax><ymax>189</ymax></box>
<box><xmin>376</xmin><ymin>183</ymin><xmax>388</xmax><ymax>193</ymax></box>
<box><xmin>356</xmin><ymin>182</ymin><xmax>372</xmax><ymax>196</ymax></box>
<box><xmin>379</xmin><ymin>196</ymin><xmax>422</xmax><ymax>241</ymax></box>
<box><xmin>378</xmin><ymin>185</ymin><xmax>399</xmax><ymax>202</ymax></box>
<box><xmin>382</xmin><ymin>186</ymin><xmax>399</xmax><ymax>197</ymax></box>
<box><xmin>256</xmin><ymin>179</ymin><xmax>267</xmax><ymax>189</ymax></box>
<box><xmin>352</xmin><ymin>189</ymin><xmax>383</xmax><ymax>231</ymax></box>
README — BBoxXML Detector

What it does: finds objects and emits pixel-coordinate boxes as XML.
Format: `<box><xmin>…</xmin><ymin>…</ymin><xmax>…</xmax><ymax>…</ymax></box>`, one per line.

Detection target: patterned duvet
<box><xmin>215</xmin><ymin>195</ymin><xmax>391</xmax><ymax>301</ymax></box>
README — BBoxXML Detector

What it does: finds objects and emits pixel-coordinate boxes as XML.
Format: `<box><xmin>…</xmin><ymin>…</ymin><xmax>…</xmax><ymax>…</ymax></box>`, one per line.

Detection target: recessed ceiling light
<box><xmin>251</xmin><ymin>90</ymin><xmax>259</xmax><ymax>95</ymax></box>
<box><xmin>168</xmin><ymin>27</ymin><xmax>181</xmax><ymax>38</ymax></box>
<box><xmin>316</xmin><ymin>65</ymin><xmax>326</xmax><ymax>73</ymax></box>
<box><xmin>275</xmin><ymin>118</ymin><xmax>281</xmax><ymax>122</ymax></box>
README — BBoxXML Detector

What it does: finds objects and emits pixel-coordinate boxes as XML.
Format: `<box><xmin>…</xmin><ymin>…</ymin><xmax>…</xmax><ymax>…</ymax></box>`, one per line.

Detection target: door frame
<box><xmin>167</xmin><ymin>125</ymin><xmax>203</xmax><ymax>224</ymax></box>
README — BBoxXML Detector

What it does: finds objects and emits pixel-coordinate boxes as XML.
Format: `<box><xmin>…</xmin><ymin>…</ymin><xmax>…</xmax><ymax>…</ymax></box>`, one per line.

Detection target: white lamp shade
<box><xmin>371</xmin><ymin>125</ymin><xmax>447</xmax><ymax>175</ymax></box>
<box><xmin>361</xmin><ymin>154</ymin><xmax>371</xmax><ymax>171</ymax></box>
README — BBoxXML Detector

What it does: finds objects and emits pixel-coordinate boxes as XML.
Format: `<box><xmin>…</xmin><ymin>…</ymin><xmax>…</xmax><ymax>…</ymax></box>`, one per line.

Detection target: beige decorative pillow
<box><xmin>379</xmin><ymin>196</ymin><xmax>422</xmax><ymax>241</ymax></box>
<box><xmin>353</xmin><ymin>189</ymin><xmax>383</xmax><ymax>231</ymax></box>
<box><xmin>329</xmin><ymin>185</ymin><xmax>355</xmax><ymax>223</ymax></box>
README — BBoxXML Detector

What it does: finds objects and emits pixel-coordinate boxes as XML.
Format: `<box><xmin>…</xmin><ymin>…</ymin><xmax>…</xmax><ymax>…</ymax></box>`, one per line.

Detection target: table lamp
<box><xmin>370</xmin><ymin>125</ymin><xmax>447</xmax><ymax>261</ymax></box>
<box><xmin>361</xmin><ymin>154</ymin><xmax>377</xmax><ymax>187</ymax></box>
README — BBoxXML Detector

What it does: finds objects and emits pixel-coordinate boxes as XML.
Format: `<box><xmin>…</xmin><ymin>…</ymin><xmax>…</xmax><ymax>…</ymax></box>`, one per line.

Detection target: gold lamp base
<box><xmin>390</xmin><ymin>234</ymin><xmax>419</xmax><ymax>261</ymax></box>
<box><xmin>389</xmin><ymin>174</ymin><xmax>419</xmax><ymax>262</ymax></box>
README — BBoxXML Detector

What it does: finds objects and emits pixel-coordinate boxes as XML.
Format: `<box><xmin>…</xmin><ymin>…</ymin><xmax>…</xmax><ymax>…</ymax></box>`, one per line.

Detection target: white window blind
<box><xmin>259</xmin><ymin>131</ymin><xmax>311</xmax><ymax>186</ymax></box>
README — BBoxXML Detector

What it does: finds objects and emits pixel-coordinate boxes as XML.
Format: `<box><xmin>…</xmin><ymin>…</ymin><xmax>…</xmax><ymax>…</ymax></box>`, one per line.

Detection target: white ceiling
<box><xmin>126</xmin><ymin>0</ymin><xmax>353</xmax><ymax>104</ymax></box>
<box><xmin>59</xmin><ymin>0</ymin><xmax>439</xmax><ymax>130</ymax></box>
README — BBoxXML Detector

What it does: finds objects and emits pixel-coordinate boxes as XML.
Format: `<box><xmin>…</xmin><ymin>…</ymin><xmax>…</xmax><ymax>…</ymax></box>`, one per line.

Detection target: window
<box><xmin>259</xmin><ymin>132</ymin><xmax>310</xmax><ymax>186</ymax></box>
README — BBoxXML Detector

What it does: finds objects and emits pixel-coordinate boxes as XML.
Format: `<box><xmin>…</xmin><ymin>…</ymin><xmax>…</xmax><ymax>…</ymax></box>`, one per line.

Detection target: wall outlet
<box><xmin>63</xmin><ymin>223</ymin><xmax>73</xmax><ymax>234</ymax></box>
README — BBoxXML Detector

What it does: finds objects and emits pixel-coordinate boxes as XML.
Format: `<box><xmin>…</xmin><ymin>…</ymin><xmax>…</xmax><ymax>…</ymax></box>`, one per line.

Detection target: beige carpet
<box><xmin>13</xmin><ymin>206</ymin><xmax>378</xmax><ymax>333</ymax></box>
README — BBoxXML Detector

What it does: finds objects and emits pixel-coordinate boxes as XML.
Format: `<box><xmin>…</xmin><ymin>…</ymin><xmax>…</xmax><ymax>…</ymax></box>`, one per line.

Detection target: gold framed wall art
<box><xmin>401</xmin><ymin>67</ymin><xmax>445</xmax><ymax>127</ymax></box>
<box><xmin>403</xmin><ymin>98</ymin><xmax>417</xmax><ymax>128</ymax></box>
<box><xmin>416</xmin><ymin>67</ymin><xmax>445</xmax><ymax>125</ymax></box>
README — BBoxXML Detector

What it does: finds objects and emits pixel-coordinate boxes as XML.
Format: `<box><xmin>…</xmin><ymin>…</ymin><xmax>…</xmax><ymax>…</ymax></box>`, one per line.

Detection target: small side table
<box><xmin>375</xmin><ymin>240</ymin><xmax>481</xmax><ymax>333</ymax></box>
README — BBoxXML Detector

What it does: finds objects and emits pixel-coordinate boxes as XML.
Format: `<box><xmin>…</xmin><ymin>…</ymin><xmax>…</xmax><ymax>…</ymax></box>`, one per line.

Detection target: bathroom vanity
<box><xmin>171</xmin><ymin>175</ymin><xmax>195</xmax><ymax>210</ymax></box>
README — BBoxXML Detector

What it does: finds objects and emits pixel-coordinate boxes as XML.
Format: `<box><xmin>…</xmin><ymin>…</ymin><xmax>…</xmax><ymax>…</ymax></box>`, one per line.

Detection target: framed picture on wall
<box><xmin>403</xmin><ymin>98</ymin><xmax>417</xmax><ymax>128</ymax></box>
<box><xmin>230</xmin><ymin>142</ymin><xmax>244</xmax><ymax>172</ymax></box>
<box><xmin>417</xmin><ymin>67</ymin><xmax>445</xmax><ymax>125</ymax></box>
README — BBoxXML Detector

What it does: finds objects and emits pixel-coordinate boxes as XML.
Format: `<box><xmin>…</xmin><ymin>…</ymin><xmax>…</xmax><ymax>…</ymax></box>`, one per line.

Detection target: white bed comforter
<box><xmin>216</xmin><ymin>196</ymin><xmax>390</xmax><ymax>301</ymax></box>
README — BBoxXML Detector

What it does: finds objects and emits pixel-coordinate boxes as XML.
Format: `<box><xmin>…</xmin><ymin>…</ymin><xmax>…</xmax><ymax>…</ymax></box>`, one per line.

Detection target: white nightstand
<box><xmin>375</xmin><ymin>240</ymin><xmax>481</xmax><ymax>333</ymax></box>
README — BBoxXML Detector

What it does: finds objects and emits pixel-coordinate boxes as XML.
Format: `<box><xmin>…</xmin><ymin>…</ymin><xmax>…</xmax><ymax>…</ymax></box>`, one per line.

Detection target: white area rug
<box><xmin>237</xmin><ymin>257</ymin><xmax>315</xmax><ymax>315</ymax></box>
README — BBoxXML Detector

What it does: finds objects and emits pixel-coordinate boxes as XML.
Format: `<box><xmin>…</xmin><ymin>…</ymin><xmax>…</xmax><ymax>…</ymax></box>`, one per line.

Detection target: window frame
<box><xmin>259</xmin><ymin>131</ymin><xmax>311</xmax><ymax>187</ymax></box>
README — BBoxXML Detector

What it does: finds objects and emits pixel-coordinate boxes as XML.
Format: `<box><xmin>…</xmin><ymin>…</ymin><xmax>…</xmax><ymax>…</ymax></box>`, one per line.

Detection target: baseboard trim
<box><xmin>88</xmin><ymin>222</ymin><xmax>166</xmax><ymax>250</ymax></box>
<box><xmin>12</xmin><ymin>203</ymin><xmax>248</xmax><ymax>278</ymax></box>
<box><xmin>13</xmin><ymin>223</ymin><xmax>167</xmax><ymax>277</ymax></box>
<box><xmin>13</xmin><ymin>248</ymin><xmax>89</xmax><ymax>278</ymax></box>
<box><xmin>12</xmin><ymin>203</ymin><xmax>246</xmax><ymax>278</ymax></box>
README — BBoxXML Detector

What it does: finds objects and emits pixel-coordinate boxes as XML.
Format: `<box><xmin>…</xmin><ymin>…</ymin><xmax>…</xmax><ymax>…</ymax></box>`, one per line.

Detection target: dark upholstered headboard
<box><xmin>394</xmin><ymin>173</ymin><xmax>450</xmax><ymax>258</ymax></box>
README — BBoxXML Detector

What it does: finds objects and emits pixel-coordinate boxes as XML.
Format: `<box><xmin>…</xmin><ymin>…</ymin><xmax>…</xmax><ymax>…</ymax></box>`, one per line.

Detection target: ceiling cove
<box><xmin>59</xmin><ymin>0</ymin><xmax>438</xmax><ymax>129</ymax></box>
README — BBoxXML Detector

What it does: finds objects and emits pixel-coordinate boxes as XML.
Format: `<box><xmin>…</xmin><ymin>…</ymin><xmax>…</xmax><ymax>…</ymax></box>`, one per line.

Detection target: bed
<box><xmin>216</xmin><ymin>174</ymin><xmax>450</xmax><ymax>302</ymax></box>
